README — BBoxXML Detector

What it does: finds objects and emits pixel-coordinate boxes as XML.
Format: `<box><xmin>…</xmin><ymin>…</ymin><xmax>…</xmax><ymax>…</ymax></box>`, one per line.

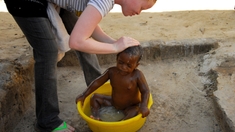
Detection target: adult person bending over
<box><xmin>4</xmin><ymin>0</ymin><xmax>156</xmax><ymax>132</ymax></box>
<box><xmin>49</xmin><ymin>0</ymin><xmax>156</xmax><ymax>53</ymax></box>
<box><xmin>4</xmin><ymin>0</ymin><xmax>103</xmax><ymax>132</ymax></box>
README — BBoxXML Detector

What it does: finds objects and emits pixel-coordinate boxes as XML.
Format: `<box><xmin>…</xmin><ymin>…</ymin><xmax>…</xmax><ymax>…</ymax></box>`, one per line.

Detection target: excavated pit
<box><xmin>1</xmin><ymin>38</ymin><xmax>233</xmax><ymax>132</ymax></box>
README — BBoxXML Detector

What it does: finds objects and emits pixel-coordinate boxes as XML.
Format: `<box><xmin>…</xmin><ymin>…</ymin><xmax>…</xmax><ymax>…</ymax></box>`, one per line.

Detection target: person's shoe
<box><xmin>34</xmin><ymin>121</ymin><xmax>75</xmax><ymax>132</ymax></box>
<box><xmin>52</xmin><ymin>121</ymin><xmax>75</xmax><ymax>132</ymax></box>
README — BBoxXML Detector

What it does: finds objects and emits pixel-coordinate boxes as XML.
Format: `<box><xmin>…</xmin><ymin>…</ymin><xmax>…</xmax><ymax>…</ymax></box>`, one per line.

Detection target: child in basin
<box><xmin>76</xmin><ymin>45</ymin><xmax>150</xmax><ymax>120</ymax></box>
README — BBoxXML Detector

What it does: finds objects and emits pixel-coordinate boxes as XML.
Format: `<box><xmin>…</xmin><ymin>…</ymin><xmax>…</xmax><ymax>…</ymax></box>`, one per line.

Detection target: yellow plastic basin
<box><xmin>77</xmin><ymin>82</ymin><xmax>153</xmax><ymax>132</ymax></box>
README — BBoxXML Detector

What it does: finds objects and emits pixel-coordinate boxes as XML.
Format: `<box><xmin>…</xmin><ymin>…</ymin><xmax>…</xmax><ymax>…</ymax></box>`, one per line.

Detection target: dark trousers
<box><xmin>13</xmin><ymin>9</ymin><xmax>101</xmax><ymax>131</ymax></box>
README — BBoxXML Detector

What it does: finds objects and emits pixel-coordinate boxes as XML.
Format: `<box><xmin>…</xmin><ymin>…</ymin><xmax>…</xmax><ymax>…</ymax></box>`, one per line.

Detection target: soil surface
<box><xmin>0</xmin><ymin>1</ymin><xmax>235</xmax><ymax>132</ymax></box>
<box><xmin>15</xmin><ymin>56</ymin><xmax>223</xmax><ymax>132</ymax></box>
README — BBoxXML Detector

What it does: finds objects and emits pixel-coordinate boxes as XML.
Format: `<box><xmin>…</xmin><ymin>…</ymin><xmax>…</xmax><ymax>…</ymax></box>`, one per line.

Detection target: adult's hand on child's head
<box><xmin>114</xmin><ymin>36</ymin><xmax>140</xmax><ymax>52</ymax></box>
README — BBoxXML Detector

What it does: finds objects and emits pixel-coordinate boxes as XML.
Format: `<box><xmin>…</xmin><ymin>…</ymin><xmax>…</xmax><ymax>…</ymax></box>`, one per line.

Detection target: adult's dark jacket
<box><xmin>4</xmin><ymin>0</ymin><xmax>48</xmax><ymax>17</ymax></box>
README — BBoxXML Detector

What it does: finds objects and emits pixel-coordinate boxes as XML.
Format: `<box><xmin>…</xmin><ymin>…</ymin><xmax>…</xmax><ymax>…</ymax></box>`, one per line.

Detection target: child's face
<box><xmin>116</xmin><ymin>52</ymin><xmax>139</xmax><ymax>74</ymax></box>
<box><xmin>121</xmin><ymin>0</ymin><xmax>155</xmax><ymax>16</ymax></box>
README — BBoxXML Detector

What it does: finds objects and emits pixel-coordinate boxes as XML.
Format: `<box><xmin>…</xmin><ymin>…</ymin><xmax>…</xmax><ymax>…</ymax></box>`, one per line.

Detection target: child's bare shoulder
<box><xmin>107</xmin><ymin>66</ymin><xmax>118</xmax><ymax>72</ymax></box>
<box><xmin>134</xmin><ymin>69</ymin><xmax>145</xmax><ymax>76</ymax></box>
<box><xmin>134</xmin><ymin>68</ymin><xmax>142</xmax><ymax>73</ymax></box>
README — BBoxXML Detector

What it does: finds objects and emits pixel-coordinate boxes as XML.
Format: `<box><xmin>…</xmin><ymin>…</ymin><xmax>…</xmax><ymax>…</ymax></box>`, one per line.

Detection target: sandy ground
<box><xmin>0</xmin><ymin>0</ymin><xmax>235</xmax><ymax>132</ymax></box>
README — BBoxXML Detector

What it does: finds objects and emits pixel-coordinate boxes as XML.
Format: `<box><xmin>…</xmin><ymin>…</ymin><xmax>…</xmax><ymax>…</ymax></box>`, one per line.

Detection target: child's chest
<box><xmin>110</xmin><ymin>74</ymin><xmax>137</xmax><ymax>90</ymax></box>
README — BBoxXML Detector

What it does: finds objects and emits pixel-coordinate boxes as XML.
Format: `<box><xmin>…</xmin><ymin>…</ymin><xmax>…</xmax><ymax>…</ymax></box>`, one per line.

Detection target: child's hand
<box><xmin>139</xmin><ymin>106</ymin><xmax>150</xmax><ymax>118</ymax></box>
<box><xmin>75</xmin><ymin>94</ymin><xmax>85</xmax><ymax>105</ymax></box>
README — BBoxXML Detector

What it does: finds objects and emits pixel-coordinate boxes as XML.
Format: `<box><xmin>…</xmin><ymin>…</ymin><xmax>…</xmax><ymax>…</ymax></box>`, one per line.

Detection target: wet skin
<box><xmin>76</xmin><ymin>52</ymin><xmax>150</xmax><ymax>120</ymax></box>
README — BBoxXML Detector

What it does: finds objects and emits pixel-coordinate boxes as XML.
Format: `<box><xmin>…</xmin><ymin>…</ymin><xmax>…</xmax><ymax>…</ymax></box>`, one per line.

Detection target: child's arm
<box><xmin>76</xmin><ymin>69</ymin><xmax>110</xmax><ymax>104</ymax></box>
<box><xmin>136</xmin><ymin>70</ymin><xmax>150</xmax><ymax>118</ymax></box>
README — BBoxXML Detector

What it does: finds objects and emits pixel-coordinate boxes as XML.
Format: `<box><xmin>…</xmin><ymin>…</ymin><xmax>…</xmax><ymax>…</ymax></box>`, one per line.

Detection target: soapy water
<box><xmin>98</xmin><ymin>106</ymin><xmax>125</xmax><ymax>122</ymax></box>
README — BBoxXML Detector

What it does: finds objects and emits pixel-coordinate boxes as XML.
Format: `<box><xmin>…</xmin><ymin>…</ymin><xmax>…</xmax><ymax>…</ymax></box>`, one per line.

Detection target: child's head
<box><xmin>118</xmin><ymin>45</ymin><xmax>143</xmax><ymax>62</ymax></box>
<box><xmin>118</xmin><ymin>0</ymin><xmax>157</xmax><ymax>16</ymax></box>
<box><xmin>116</xmin><ymin>45</ymin><xmax>143</xmax><ymax>73</ymax></box>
